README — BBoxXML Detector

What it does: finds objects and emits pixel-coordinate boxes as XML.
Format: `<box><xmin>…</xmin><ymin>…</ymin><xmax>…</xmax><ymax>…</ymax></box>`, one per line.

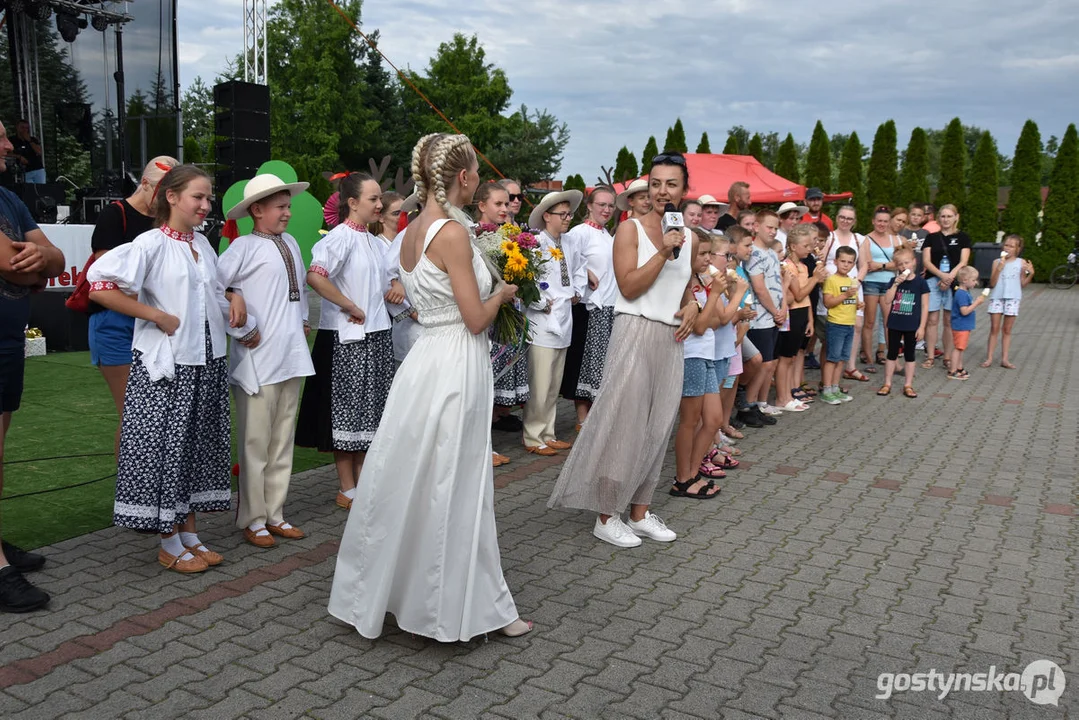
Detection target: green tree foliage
<box><xmin>664</xmin><ymin>118</ymin><xmax>687</xmax><ymax>153</ymax></box>
<box><xmin>614</xmin><ymin>146</ymin><xmax>639</xmax><ymax>182</ymax></box>
<box><xmin>899</xmin><ymin>127</ymin><xmax>931</xmax><ymax>206</ymax></box>
<box><xmin>696</xmin><ymin>132</ymin><xmax>711</xmax><ymax>154</ymax></box>
<box><xmin>774</xmin><ymin>133</ymin><xmax>799</xmax><ymax>183</ymax></box>
<box><xmin>804</xmin><ymin>121</ymin><xmax>832</xmax><ymax>191</ymax></box>
<box><xmin>965</xmin><ymin>131</ymin><xmax>1000</xmax><ymax>244</ymax></box>
<box><xmin>836</xmin><ymin>132</ymin><xmax>866</xmax><ymax>230</ymax></box>
<box><xmin>1036</xmin><ymin>123</ymin><xmax>1079</xmax><ymax>270</ymax></box>
<box><xmin>641</xmin><ymin>136</ymin><xmax>659</xmax><ymax>174</ymax></box>
<box><xmin>357</xmin><ymin>31</ymin><xmax>409</xmax><ymax>165</ymax></box>
<box><xmin>935</xmin><ymin>118</ymin><xmax>967</xmax><ymax>214</ymax></box>
<box><xmin>181</xmin><ymin>76</ymin><xmax>214</xmax><ymax>162</ymax></box>
<box><xmin>865</xmin><ymin>120</ymin><xmax>899</xmax><ymax>211</ymax></box>
<box><xmin>491</xmin><ymin>104</ymin><xmax>570</xmax><ymax>188</ymax></box>
<box><xmin>722</xmin><ymin>133</ymin><xmax>740</xmax><ymax>154</ymax></box>
<box><xmin>1001</xmin><ymin>120</ymin><xmax>1043</xmax><ymax>246</ymax></box>
<box><xmin>747</xmin><ymin>134</ymin><xmax>764</xmax><ymax>163</ymax></box>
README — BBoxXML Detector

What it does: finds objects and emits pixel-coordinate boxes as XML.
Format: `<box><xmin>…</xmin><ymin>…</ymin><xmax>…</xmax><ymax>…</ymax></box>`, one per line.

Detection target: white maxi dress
<box><xmin>328</xmin><ymin>218</ymin><xmax>519</xmax><ymax>641</ymax></box>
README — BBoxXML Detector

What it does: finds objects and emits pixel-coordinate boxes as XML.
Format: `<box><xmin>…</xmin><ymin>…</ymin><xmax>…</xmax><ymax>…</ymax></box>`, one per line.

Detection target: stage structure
<box><xmin>242</xmin><ymin>0</ymin><xmax>267</xmax><ymax>86</ymax></box>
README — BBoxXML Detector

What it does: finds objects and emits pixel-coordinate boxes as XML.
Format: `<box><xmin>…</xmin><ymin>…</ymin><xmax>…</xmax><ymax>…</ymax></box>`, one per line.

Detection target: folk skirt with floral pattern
<box><xmin>331</xmin><ymin>329</ymin><xmax>395</xmax><ymax>452</ymax></box>
<box><xmin>113</xmin><ymin>330</ymin><xmax>231</xmax><ymax>533</ymax></box>
<box><xmin>575</xmin><ymin>306</ymin><xmax>615</xmax><ymax>401</ymax></box>
<box><xmin>492</xmin><ymin>342</ymin><xmax>529</xmax><ymax>407</ymax></box>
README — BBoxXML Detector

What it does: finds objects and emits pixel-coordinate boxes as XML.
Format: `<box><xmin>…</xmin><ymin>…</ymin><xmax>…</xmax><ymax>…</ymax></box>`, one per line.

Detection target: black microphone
<box><xmin>661</xmin><ymin>203</ymin><xmax>684</xmax><ymax>259</ymax></box>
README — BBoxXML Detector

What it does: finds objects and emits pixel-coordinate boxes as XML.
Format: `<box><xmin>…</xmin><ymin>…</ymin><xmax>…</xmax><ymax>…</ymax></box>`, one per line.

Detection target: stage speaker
<box><xmin>19</xmin><ymin>183</ymin><xmax>67</xmax><ymax>224</ymax></box>
<box><xmin>214</xmin><ymin>81</ymin><xmax>271</xmax><ymax>115</ymax></box>
<box><xmin>214</xmin><ymin>81</ymin><xmax>270</xmax><ymax>196</ymax></box>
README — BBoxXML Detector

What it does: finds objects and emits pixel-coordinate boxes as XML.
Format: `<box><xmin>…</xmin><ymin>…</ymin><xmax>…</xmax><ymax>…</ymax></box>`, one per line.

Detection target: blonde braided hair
<box><xmin>410</xmin><ymin>133</ymin><xmax>441</xmax><ymax>204</ymax></box>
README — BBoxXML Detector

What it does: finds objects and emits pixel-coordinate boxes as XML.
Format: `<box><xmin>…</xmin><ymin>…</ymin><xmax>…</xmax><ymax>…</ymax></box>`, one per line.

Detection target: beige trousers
<box><xmin>523</xmin><ymin>345</ymin><xmax>567</xmax><ymax>447</ymax></box>
<box><xmin>234</xmin><ymin>377</ymin><xmax>302</xmax><ymax>529</ymax></box>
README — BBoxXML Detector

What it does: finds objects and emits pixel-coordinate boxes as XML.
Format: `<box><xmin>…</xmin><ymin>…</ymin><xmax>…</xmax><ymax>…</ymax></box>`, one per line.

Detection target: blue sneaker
<box><xmin>804</xmin><ymin>352</ymin><xmax>821</xmax><ymax>370</ymax></box>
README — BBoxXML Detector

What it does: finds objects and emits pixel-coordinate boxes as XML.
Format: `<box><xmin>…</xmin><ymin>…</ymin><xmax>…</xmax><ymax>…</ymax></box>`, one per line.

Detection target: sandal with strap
<box><xmin>920</xmin><ymin>358</ymin><xmax>935</xmax><ymax>369</ymax></box>
<box><xmin>903</xmin><ymin>385</ymin><xmax>918</xmax><ymax>398</ymax></box>
<box><xmin>876</xmin><ymin>384</ymin><xmax>892</xmax><ymax>396</ymax></box>
<box><xmin>697</xmin><ymin>462</ymin><xmax>727</xmax><ymax>480</ymax></box>
<box><xmin>876</xmin><ymin>350</ymin><xmax>887</xmax><ymax>365</ymax></box>
<box><xmin>716</xmin><ymin>454</ymin><xmax>740</xmax><ymax>470</ymax></box>
<box><xmin>670</xmin><ymin>477</ymin><xmax>721</xmax><ymax>499</ymax></box>
<box><xmin>723</xmin><ymin>425</ymin><xmax>744</xmax><ymax>440</ymax></box>
<box><xmin>843</xmin><ymin>369</ymin><xmax>870</xmax><ymax>382</ymax></box>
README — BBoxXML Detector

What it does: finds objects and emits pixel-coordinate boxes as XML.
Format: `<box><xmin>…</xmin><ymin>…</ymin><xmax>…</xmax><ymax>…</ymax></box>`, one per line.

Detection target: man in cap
<box><xmin>775</xmin><ymin>201</ymin><xmax>808</xmax><ymax>251</ymax></box>
<box><xmin>800</xmin><ymin>188</ymin><xmax>833</xmax><ymax>231</ymax></box>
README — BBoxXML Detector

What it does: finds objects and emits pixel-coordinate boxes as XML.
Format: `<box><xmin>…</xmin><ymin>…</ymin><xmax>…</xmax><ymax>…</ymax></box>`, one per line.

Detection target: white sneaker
<box><xmin>915</xmin><ymin>340</ymin><xmax>926</xmax><ymax>350</ymax></box>
<box><xmin>719</xmin><ymin>432</ymin><xmax>736</xmax><ymax>446</ymax></box>
<box><xmin>593</xmin><ymin>516</ymin><xmax>642</xmax><ymax>548</ymax></box>
<box><xmin>626</xmin><ymin>512</ymin><xmax>677</xmax><ymax>542</ymax></box>
<box><xmin>760</xmin><ymin>404</ymin><xmax>784</xmax><ymax>416</ymax></box>
<box><xmin>782</xmin><ymin>400</ymin><xmax>809</xmax><ymax>412</ymax></box>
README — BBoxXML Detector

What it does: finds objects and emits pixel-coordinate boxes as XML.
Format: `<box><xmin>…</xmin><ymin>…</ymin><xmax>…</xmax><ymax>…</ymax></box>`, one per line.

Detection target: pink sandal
<box><xmin>698</xmin><ymin>461</ymin><xmax>727</xmax><ymax>480</ymax></box>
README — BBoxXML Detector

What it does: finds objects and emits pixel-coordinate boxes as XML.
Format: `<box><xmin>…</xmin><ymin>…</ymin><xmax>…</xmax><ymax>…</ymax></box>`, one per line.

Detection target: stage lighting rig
<box><xmin>56</xmin><ymin>11</ymin><xmax>88</xmax><ymax>43</ymax></box>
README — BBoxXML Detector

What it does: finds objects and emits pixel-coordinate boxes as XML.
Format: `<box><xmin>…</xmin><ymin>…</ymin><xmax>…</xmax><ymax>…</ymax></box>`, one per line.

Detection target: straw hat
<box><xmin>777</xmin><ymin>201</ymin><xmax>808</xmax><ymax>217</ymax></box>
<box><xmin>226</xmin><ymin>174</ymin><xmax>309</xmax><ymax>220</ymax></box>
<box><xmin>528</xmin><ymin>190</ymin><xmax>583</xmax><ymax>230</ymax></box>
<box><xmin>616</xmin><ymin>178</ymin><xmax>649</xmax><ymax>211</ymax></box>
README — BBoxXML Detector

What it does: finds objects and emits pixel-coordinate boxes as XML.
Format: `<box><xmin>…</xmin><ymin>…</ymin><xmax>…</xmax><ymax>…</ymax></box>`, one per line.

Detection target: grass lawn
<box><xmin>2</xmin><ymin>352</ymin><xmax>332</xmax><ymax>550</ymax></box>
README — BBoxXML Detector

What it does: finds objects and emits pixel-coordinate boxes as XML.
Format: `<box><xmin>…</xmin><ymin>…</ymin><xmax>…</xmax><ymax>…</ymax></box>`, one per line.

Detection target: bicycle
<box><xmin>1049</xmin><ymin>249</ymin><xmax>1078</xmax><ymax>289</ymax></box>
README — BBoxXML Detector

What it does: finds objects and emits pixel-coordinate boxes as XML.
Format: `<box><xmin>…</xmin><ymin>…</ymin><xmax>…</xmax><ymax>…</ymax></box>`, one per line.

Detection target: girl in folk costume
<box><xmin>548</xmin><ymin>154</ymin><xmax>698</xmax><ymax>548</ymax></box>
<box><xmin>369</xmin><ymin>191</ymin><xmax>404</xmax><ymax>246</ymax></box>
<box><xmin>296</xmin><ymin>173</ymin><xmax>398</xmax><ymax>510</ymax></box>
<box><xmin>522</xmin><ymin>190</ymin><xmax>584</xmax><ymax>457</ymax></box>
<box><xmin>482</xmin><ymin>182</ymin><xmax>530</xmax><ymax>441</ymax></box>
<box><xmin>473</xmin><ymin>182</ymin><xmax>520</xmax><ymax>466</ymax></box>
<box><xmin>568</xmin><ymin>187</ymin><xmax>618</xmax><ymax>426</ymax></box>
<box><xmin>329</xmin><ymin>132</ymin><xmax>531</xmax><ymax>641</ymax></box>
<box><xmin>218</xmin><ymin>174</ymin><xmax>315</xmax><ymax>548</ymax></box>
<box><xmin>88</xmin><ymin>165</ymin><xmax>257</xmax><ymax>574</ymax></box>
<box><xmin>383</xmin><ymin>192</ymin><xmax>423</xmax><ymax>366</ymax></box>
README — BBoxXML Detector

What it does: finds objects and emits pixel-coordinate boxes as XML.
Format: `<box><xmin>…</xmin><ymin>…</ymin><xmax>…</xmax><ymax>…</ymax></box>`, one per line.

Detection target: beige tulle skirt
<box><xmin>547</xmin><ymin>313</ymin><xmax>683</xmax><ymax>516</ymax></box>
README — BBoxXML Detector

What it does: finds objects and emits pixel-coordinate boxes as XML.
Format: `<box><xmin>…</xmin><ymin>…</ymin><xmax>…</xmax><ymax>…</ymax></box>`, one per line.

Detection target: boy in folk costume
<box><xmin>219</xmin><ymin>175</ymin><xmax>315</xmax><ymax>547</ymax></box>
<box><xmin>523</xmin><ymin>190</ymin><xmax>584</xmax><ymax>456</ymax></box>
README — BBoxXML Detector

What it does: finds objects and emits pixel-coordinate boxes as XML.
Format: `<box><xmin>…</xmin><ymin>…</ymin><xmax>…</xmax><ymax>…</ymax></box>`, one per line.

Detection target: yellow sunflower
<box><xmin>500</xmin><ymin>239</ymin><xmax>519</xmax><ymax>255</ymax></box>
<box><xmin>549</xmin><ymin>246</ymin><xmax>564</xmax><ymax>261</ymax></box>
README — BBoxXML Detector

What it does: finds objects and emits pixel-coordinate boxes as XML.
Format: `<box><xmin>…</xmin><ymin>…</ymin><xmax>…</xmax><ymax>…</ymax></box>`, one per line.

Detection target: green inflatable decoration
<box><xmin>218</xmin><ymin>160</ymin><xmax>325</xmax><ymax>268</ymax></box>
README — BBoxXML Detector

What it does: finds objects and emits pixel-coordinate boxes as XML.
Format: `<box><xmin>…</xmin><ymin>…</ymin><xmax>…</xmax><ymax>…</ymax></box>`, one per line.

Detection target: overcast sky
<box><xmin>175</xmin><ymin>0</ymin><xmax>1079</xmax><ymax>182</ymax></box>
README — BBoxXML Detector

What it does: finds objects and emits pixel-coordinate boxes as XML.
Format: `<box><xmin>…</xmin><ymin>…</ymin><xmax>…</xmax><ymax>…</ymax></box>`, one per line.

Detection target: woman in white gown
<box><xmin>328</xmin><ymin>133</ymin><xmax>531</xmax><ymax>641</ymax></box>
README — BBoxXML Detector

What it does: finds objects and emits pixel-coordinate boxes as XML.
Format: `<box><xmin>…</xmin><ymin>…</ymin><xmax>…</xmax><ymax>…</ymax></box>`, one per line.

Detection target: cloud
<box><xmin>166</xmin><ymin>0</ymin><xmax>1079</xmax><ymax>180</ymax></box>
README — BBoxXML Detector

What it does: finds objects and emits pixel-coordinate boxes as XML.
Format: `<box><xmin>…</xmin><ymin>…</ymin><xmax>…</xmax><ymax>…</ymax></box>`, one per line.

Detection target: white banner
<box><xmin>37</xmin><ymin>224</ymin><xmax>94</xmax><ymax>292</ymax></box>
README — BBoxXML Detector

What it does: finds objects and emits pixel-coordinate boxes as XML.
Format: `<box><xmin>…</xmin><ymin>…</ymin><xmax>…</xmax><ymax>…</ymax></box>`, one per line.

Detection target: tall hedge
<box><xmin>1035</xmin><ymin>123</ymin><xmax>1079</xmax><ymax>270</ymax></box>
<box><xmin>837</xmin><ymin>132</ymin><xmax>865</xmax><ymax>230</ymax></box>
<box><xmin>641</xmin><ymin>136</ymin><xmax>659</xmax><ymax>174</ymax></box>
<box><xmin>805</xmin><ymin>120</ymin><xmax>832</xmax><ymax>191</ymax></box>
<box><xmin>664</xmin><ymin>118</ymin><xmax>688</xmax><ymax>153</ymax></box>
<box><xmin>696</xmin><ymin>132</ymin><xmax>711</xmax><ymax>154</ymax></box>
<box><xmin>613</xmin><ymin>146</ymin><xmax>638</xmax><ymax>183</ymax></box>
<box><xmin>722</xmin><ymin>133</ymin><xmax>740</xmax><ymax>154</ymax></box>
<box><xmin>965</xmin><ymin>131</ymin><xmax>1000</xmax><ymax>244</ymax></box>
<box><xmin>935</xmin><ymin>117</ymin><xmax>967</xmax><ymax>214</ymax></box>
<box><xmin>898</xmin><ymin>127</ymin><xmax>931</xmax><ymax>206</ymax></box>
<box><xmin>775</xmin><ymin>133</ymin><xmax>799</xmax><ymax>183</ymax></box>
<box><xmin>747</xmin><ymin>133</ymin><xmax>764</xmax><ymax>164</ymax></box>
<box><xmin>866</xmin><ymin>120</ymin><xmax>898</xmax><ymax>211</ymax></box>
<box><xmin>1001</xmin><ymin>120</ymin><xmax>1043</xmax><ymax>248</ymax></box>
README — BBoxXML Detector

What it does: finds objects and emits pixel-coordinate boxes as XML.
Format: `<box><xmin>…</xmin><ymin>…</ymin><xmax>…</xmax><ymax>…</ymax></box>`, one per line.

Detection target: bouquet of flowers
<box><xmin>473</xmin><ymin>222</ymin><xmax>551</xmax><ymax>348</ymax></box>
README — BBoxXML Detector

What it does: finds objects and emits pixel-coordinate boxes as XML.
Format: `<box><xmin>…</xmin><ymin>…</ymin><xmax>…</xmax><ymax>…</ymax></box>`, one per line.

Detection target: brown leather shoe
<box><xmin>184</xmin><ymin>544</ymin><xmax>224</xmax><ymax>565</ymax></box>
<box><xmin>266</xmin><ymin>523</ymin><xmax>305</xmax><ymax>540</ymax></box>
<box><xmin>546</xmin><ymin>439</ymin><xmax>573</xmax><ymax>450</ymax></box>
<box><xmin>492</xmin><ymin>452</ymin><xmax>511</xmax><ymax>467</ymax></box>
<box><xmin>335</xmin><ymin>492</ymin><xmax>353</xmax><ymax>510</ymax></box>
<box><xmin>524</xmin><ymin>445</ymin><xmax>558</xmax><ymax>457</ymax></box>
<box><xmin>243</xmin><ymin>528</ymin><xmax>275</xmax><ymax>548</ymax></box>
<box><xmin>158</xmin><ymin>548</ymin><xmax>209</xmax><ymax>574</ymax></box>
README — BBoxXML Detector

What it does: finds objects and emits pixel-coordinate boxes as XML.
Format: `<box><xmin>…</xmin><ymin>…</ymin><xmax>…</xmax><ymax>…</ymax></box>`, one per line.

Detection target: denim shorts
<box><xmin>826</xmin><ymin>323</ymin><xmax>855</xmax><ymax>363</ymax></box>
<box><xmin>928</xmin><ymin>284</ymin><xmax>953</xmax><ymax>312</ymax></box>
<box><xmin>682</xmin><ymin>357</ymin><xmax>719</xmax><ymax>397</ymax></box>
<box><xmin>89</xmin><ymin>309</ymin><xmax>135</xmax><ymax>367</ymax></box>
<box><xmin>862</xmin><ymin>279</ymin><xmax>892</xmax><ymax>296</ymax></box>
<box><xmin>713</xmin><ymin>356</ymin><xmax>731</xmax><ymax>384</ymax></box>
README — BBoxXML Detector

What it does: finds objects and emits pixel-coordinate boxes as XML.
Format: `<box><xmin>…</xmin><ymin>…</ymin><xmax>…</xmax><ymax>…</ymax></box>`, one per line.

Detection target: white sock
<box><xmin>179</xmin><ymin>532</ymin><xmax>204</xmax><ymax>550</ymax></box>
<box><xmin>247</xmin><ymin>523</ymin><xmax>270</xmax><ymax>536</ymax></box>
<box><xmin>342</xmin><ymin>488</ymin><xmax>357</xmax><ymax>500</ymax></box>
<box><xmin>161</xmin><ymin>534</ymin><xmax>191</xmax><ymax>558</ymax></box>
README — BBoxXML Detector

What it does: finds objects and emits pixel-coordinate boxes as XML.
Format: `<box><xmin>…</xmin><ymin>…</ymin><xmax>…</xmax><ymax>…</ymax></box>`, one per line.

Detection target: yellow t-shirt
<box><xmin>824</xmin><ymin>273</ymin><xmax>858</xmax><ymax>325</ymax></box>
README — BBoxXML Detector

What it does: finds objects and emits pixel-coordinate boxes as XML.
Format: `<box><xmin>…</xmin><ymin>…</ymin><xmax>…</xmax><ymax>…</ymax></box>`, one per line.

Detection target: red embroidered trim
<box><xmin>161</xmin><ymin>225</ymin><xmax>194</xmax><ymax>243</ymax></box>
<box><xmin>344</xmin><ymin>219</ymin><xmax>366</xmax><ymax>233</ymax></box>
<box><xmin>309</xmin><ymin>265</ymin><xmax>330</xmax><ymax>278</ymax></box>
<box><xmin>89</xmin><ymin>281</ymin><xmax>117</xmax><ymax>292</ymax></box>
<box><xmin>585</xmin><ymin>220</ymin><xmax>605</xmax><ymax>230</ymax></box>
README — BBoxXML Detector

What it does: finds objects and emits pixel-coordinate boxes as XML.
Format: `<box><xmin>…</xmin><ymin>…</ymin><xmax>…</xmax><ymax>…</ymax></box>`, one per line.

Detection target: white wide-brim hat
<box><xmin>777</xmin><ymin>201</ymin><xmax>809</xmax><ymax>217</ymax></box>
<box><xmin>399</xmin><ymin>191</ymin><xmax>421</xmax><ymax>214</ymax></box>
<box><xmin>528</xmin><ymin>189</ymin><xmax>584</xmax><ymax>230</ymax></box>
<box><xmin>616</xmin><ymin>178</ymin><xmax>650</xmax><ymax>211</ymax></box>
<box><xmin>695</xmin><ymin>194</ymin><xmax>730</xmax><ymax>214</ymax></box>
<box><xmin>226</xmin><ymin>173</ymin><xmax>309</xmax><ymax>220</ymax></box>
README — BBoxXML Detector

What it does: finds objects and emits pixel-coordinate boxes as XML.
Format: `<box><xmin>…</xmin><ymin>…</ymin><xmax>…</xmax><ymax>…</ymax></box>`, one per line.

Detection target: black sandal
<box><xmin>669</xmin><ymin>477</ymin><xmax>720</xmax><ymax>499</ymax></box>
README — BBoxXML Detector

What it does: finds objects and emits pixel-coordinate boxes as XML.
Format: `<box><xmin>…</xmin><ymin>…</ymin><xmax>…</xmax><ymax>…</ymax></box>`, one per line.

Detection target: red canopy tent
<box><xmin>612</xmin><ymin>154</ymin><xmax>852</xmax><ymax>204</ymax></box>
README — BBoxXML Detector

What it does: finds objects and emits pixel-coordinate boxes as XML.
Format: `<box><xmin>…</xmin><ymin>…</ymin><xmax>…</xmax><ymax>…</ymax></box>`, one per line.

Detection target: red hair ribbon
<box><xmin>329</xmin><ymin>172</ymin><xmax>350</xmax><ymax>182</ymax></box>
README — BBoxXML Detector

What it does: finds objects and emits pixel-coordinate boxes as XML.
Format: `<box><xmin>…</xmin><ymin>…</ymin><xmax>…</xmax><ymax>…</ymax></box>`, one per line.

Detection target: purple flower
<box><xmin>477</xmin><ymin>222</ymin><xmax>499</xmax><ymax>233</ymax></box>
<box><xmin>539</xmin><ymin>281</ymin><xmax>549</xmax><ymax>290</ymax></box>
<box><xmin>516</xmin><ymin>232</ymin><xmax>538</xmax><ymax>249</ymax></box>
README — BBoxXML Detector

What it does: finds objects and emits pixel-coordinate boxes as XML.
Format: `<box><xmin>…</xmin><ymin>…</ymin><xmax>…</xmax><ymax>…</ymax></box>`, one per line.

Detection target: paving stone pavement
<box><xmin>1</xmin><ymin>286</ymin><xmax>1076</xmax><ymax>719</ymax></box>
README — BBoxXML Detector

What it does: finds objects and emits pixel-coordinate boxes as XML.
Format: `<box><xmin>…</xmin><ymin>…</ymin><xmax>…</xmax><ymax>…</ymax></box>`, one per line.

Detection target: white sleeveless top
<box><xmin>614</xmin><ymin>219</ymin><xmax>692</xmax><ymax>326</ymax></box>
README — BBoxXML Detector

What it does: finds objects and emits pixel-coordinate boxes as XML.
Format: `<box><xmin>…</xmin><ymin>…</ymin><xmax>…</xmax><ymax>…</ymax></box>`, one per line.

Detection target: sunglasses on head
<box><xmin>507</xmin><ymin>193</ymin><xmax>524</xmax><ymax>202</ymax></box>
<box><xmin>652</xmin><ymin>153</ymin><xmax>686</xmax><ymax>166</ymax></box>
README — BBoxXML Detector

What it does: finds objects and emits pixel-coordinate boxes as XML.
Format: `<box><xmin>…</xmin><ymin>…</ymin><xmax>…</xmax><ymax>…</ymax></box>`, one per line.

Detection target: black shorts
<box><xmin>746</xmin><ymin>327</ymin><xmax>779</xmax><ymax>363</ymax></box>
<box><xmin>0</xmin><ymin>350</ymin><xmax>26</xmax><ymax>413</ymax></box>
<box><xmin>776</xmin><ymin>308</ymin><xmax>810</xmax><ymax>358</ymax></box>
